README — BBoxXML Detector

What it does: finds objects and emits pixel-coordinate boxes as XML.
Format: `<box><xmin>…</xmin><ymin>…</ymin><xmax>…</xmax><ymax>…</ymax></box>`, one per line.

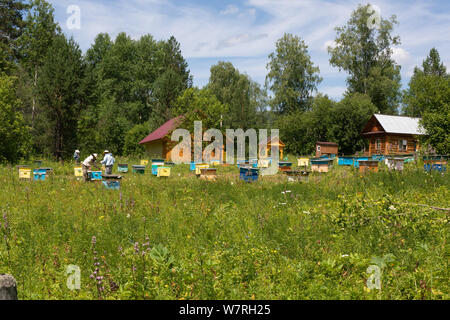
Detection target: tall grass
<box><xmin>0</xmin><ymin>160</ymin><xmax>448</xmax><ymax>299</ymax></box>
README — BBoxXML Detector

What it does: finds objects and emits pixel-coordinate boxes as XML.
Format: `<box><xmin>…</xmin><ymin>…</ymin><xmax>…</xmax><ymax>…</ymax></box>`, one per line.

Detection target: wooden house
<box><xmin>361</xmin><ymin>114</ymin><xmax>425</xmax><ymax>156</ymax></box>
<box><xmin>316</xmin><ymin>142</ymin><xmax>338</xmax><ymax>158</ymax></box>
<box><xmin>258</xmin><ymin>137</ymin><xmax>285</xmax><ymax>160</ymax></box>
<box><xmin>139</xmin><ymin>116</ymin><xmax>225</xmax><ymax>162</ymax></box>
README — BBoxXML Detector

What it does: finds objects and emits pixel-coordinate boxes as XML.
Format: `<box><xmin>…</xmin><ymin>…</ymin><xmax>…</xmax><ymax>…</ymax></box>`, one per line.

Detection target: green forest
<box><xmin>1</xmin><ymin>0</ymin><xmax>449</xmax><ymax>163</ymax></box>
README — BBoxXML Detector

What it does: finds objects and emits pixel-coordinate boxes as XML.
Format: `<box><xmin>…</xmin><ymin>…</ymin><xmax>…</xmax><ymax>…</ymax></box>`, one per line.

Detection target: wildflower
<box><xmin>134</xmin><ymin>242</ymin><xmax>139</xmax><ymax>253</ymax></box>
<box><xmin>91</xmin><ymin>236</ymin><xmax>96</xmax><ymax>245</ymax></box>
<box><xmin>341</xmin><ymin>254</ymin><xmax>349</xmax><ymax>258</ymax></box>
<box><xmin>389</xmin><ymin>205</ymin><xmax>396</xmax><ymax>210</ymax></box>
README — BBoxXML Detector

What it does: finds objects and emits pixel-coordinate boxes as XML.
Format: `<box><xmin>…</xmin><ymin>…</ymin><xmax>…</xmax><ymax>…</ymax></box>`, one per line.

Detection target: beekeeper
<box><xmin>101</xmin><ymin>150</ymin><xmax>115</xmax><ymax>175</ymax></box>
<box><xmin>73</xmin><ymin>150</ymin><xmax>81</xmax><ymax>164</ymax></box>
<box><xmin>82</xmin><ymin>153</ymin><xmax>99</xmax><ymax>181</ymax></box>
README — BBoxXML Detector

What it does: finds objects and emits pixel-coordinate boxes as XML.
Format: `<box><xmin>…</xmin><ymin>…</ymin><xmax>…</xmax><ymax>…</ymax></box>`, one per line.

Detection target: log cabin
<box><xmin>361</xmin><ymin>114</ymin><xmax>425</xmax><ymax>156</ymax></box>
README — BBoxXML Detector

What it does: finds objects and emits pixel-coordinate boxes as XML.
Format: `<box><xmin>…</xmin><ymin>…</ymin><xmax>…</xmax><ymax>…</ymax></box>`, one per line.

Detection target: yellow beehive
<box><xmin>74</xmin><ymin>166</ymin><xmax>83</xmax><ymax>177</ymax></box>
<box><xmin>19</xmin><ymin>168</ymin><xmax>31</xmax><ymax>179</ymax></box>
<box><xmin>157</xmin><ymin>167</ymin><xmax>171</xmax><ymax>177</ymax></box>
<box><xmin>195</xmin><ymin>164</ymin><xmax>209</xmax><ymax>175</ymax></box>
<box><xmin>258</xmin><ymin>159</ymin><xmax>270</xmax><ymax>168</ymax></box>
<box><xmin>140</xmin><ymin>159</ymin><xmax>149</xmax><ymax>166</ymax></box>
<box><xmin>298</xmin><ymin>158</ymin><xmax>310</xmax><ymax>167</ymax></box>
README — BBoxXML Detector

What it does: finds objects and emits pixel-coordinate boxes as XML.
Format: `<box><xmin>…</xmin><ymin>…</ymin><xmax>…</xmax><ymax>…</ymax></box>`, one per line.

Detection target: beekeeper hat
<box><xmin>93</xmin><ymin>153</ymin><xmax>98</xmax><ymax>158</ymax></box>
<box><xmin>104</xmin><ymin>150</ymin><xmax>110</xmax><ymax>154</ymax></box>
<box><xmin>75</xmin><ymin>150</ymin><xmax>80</xmax><ymax>153</ymax></box>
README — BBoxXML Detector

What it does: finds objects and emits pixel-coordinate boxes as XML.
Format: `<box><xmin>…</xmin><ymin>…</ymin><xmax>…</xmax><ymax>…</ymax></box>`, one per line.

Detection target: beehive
<box><xmin>89</xmin><ymin>171</ymin><xmax>102</xmax><ymax>181</ymax></box>
<box><xmin>258</xmin><ymin>159</ymin><xmax>270</xmax><ymax>168</ymax></box>
<box><xmin>423</xmin><ymin>155</ymin><xmax>447</xmax><ymax>172</ymax></box>
<box><xmin>297</xmin><ymin>158</ymin><xmax>310</xmax><ymax>167</ymax></box>
<box><xmin>132</xmin><ymin>165</ymin><xmax>146</xmax><ymax>174</ymax></box>
<box><xmin>102</xmin><ymin>174</ymin><xmax>122</xmax><ymax>190</ymax></box>
<box><xmin>117</xmin><ymin>164</ymin><xmax>129</xmax><ymax>173</ymax></box>
<box><xmin>239</xmin><ymin>167</ymin><xmax>259</xmax><ymax>182</ymax></box>
<box><xmin>278</xmin><ymin>162</ymin><xmax>293</xmax><ymax>172</ymax></box>
<box><xmin>195</xmin><ymin>164</ymin><xmax>209</xmax><ymax>175</ymax></box>
<box><xmin>199</xmin><ymin>168</ymin><xmax>217</xmax><ymax>181</ymax></box>
<box><xmin>140</xmin><ymin>159</ymin><xmax>149</xmax><ymax>166</ymax></box>
<box><xmin>385</xmin><ymin>158</ymin><xmax>404</xmax><ymax>171</ymax></box>
<box><xmin>19</xmin><ymin>167</ymin><xmax>31</xmax><ymax>180</ymax></box>
<box><xmin>157</xmin><ymin>167</ymin><xmax>171</xmax><ymax>177</ymax></box>
<box><xmin>33</xmin><ymin>169</ymin><xmax>47</xmax><ymax>181</ymax></box>
<box><xmin>338</xmin><ymin>156</ymin><xmax>354</xmax><ymax>166</ymax></box>
<box><xmin>311</xmin><ymin>159</ymin><xmax>333</xmax><ymax>173</ymax></box>
<box><xmin>74</xmin><ymin>166</ymin><xmax>83</xmax><ymax>177</ymax></box>
<box><xmin>151</xmin><ymin>163</ymin><xmax>164</xmax><ymax>176</ymax></box>
<box><xmin>358</xmin><ymin>160</ymin><xmax>379</xmax><ymax>173</ymax></box>
<box><xmin>353</xmin><ymin>157</ymin><xmax>369</xmax><ymax>169</ymax></box>
<box><xmin>285</xmin><ymin>170</ymin><xmax>310</xmax><ymax>181</ymax></box>
<box><xmin>209</xmin><ymin>160</ymin><xmax>221</xmax><ymax>167</ymax></box>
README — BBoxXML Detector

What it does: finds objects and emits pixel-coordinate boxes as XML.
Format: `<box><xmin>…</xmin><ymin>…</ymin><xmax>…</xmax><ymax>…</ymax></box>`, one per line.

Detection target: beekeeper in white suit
<box><xmin>82</xmin><ymin>153</ymin><xmax>99</xmax><ymax>181</ymax></box>
<box><xmin>101</xmin><ymin>150</ymin><xmax>115</xmax><ymax>175</ymax></box>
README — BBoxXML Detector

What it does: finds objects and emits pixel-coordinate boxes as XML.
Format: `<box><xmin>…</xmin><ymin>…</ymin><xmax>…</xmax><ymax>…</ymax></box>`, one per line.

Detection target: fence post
<box><xmin>0</xmin><ymin>274</ymin><xmax>18</xmax><ymax>300</ymax></box>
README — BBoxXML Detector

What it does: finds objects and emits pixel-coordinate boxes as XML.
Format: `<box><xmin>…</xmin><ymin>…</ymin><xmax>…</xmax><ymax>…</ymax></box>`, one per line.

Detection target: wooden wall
<box><xmin>368</xmin><ymin>134</ymin><xmax>420</xmax><ymax>155</ymax></box>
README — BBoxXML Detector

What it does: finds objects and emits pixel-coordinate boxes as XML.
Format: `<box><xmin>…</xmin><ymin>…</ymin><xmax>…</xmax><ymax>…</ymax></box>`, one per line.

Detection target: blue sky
<box><xmin>49</xmin><ymin>0</ymin><xmax>450</xmax><ymax>100</ymax></box>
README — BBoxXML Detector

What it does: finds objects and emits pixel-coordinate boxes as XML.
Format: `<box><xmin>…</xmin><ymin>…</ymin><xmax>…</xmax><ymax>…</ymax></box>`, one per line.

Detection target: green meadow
<box><xmin>0</xmin><ymin>159</ymin><xmax>448</xmax><ymax>300</ymax></box>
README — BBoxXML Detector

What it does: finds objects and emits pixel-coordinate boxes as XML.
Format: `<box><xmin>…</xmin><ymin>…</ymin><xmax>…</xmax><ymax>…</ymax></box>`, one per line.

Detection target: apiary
<box><xmin>157</xmin><ymin>167</ymin><xmax>171</xmax><ymax>177</ymax></box>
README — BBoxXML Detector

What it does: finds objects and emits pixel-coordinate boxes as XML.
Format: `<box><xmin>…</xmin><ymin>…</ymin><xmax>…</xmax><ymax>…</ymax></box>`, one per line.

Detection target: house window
<box><xmin>376</xmin><ymin>139</ymin><xmax>381</xmax><ymax>151</ymax></box>
<box><xmin>317</xmin><ymin>146</ymin><xmax>321</xmax><ymax>152</ymax></box>
<box><xmin>399</xmin><ymin>140</ymin><xmax>407</xmax><ymax>152</ymax></box>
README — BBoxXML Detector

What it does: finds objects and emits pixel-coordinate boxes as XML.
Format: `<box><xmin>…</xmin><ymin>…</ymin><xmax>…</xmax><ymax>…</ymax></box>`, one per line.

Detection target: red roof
<box><xmin>139</xmin><ymin>116</ymin><xmax>184</xmax><ymax>145</ymax></box>
<box><xmin>316</xmin><ymin>141</ymin><xmax>338</xmax><ymax>146</ymax></box>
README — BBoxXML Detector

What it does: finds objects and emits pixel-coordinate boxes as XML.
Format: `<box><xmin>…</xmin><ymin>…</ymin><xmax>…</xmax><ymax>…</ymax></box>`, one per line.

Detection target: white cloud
<box><xmin>392</xmin><ymin>47</ymin><xmax>411</xmax><ymax>65</ymax></box>
<box><xmin>220</xmin><ymin>5</ymin><xmax>239</xmax><ymax>15</ymax></box>
<box><xmin>48</xmin><ymin>0</ymin><xmax>449</xmax><ymax>92</ymax></box>
<box><xmin>322</xmin><ymin>40</ymin><xmax>336</xmax><ymax>52</ymax></box>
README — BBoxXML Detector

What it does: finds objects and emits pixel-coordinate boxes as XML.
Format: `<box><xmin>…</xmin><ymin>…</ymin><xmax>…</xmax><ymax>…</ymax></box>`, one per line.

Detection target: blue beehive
<box><xmin>90</xmin><ymin>171</ymin><xmax>102</xmax><ymax>180</ymax></box>
<box><xmin>102</xmin><ymin>174</ymin><xmax>122</xmax><ymax>190</ymax></box>
<box><xmin>102</xmin><ymin>180</ymin><xmax>120</xmax><ymax>190</ymax></box>
<box><xmin>338</xmin><ymin>156</ymin><xmax>354</xmax><ymax>166</ymax></box>
<box><xmin>239</xmin><ymin>167</ymin><xmax>259</xmax><ymax>182</ymax></box>
<box><xmin>190</xmin><ymin>162</ymin><xmax>200</xmax><ymax>171</ymax></box>
<box><xmin>33</xmin><ymin>169</ymin><xmax>46</xmax><ymax>181</ymax></box>
<box><xmin>151</xmin><ymin>163</ymin><xmax>164</xmax><ymax>176</ymax></box>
